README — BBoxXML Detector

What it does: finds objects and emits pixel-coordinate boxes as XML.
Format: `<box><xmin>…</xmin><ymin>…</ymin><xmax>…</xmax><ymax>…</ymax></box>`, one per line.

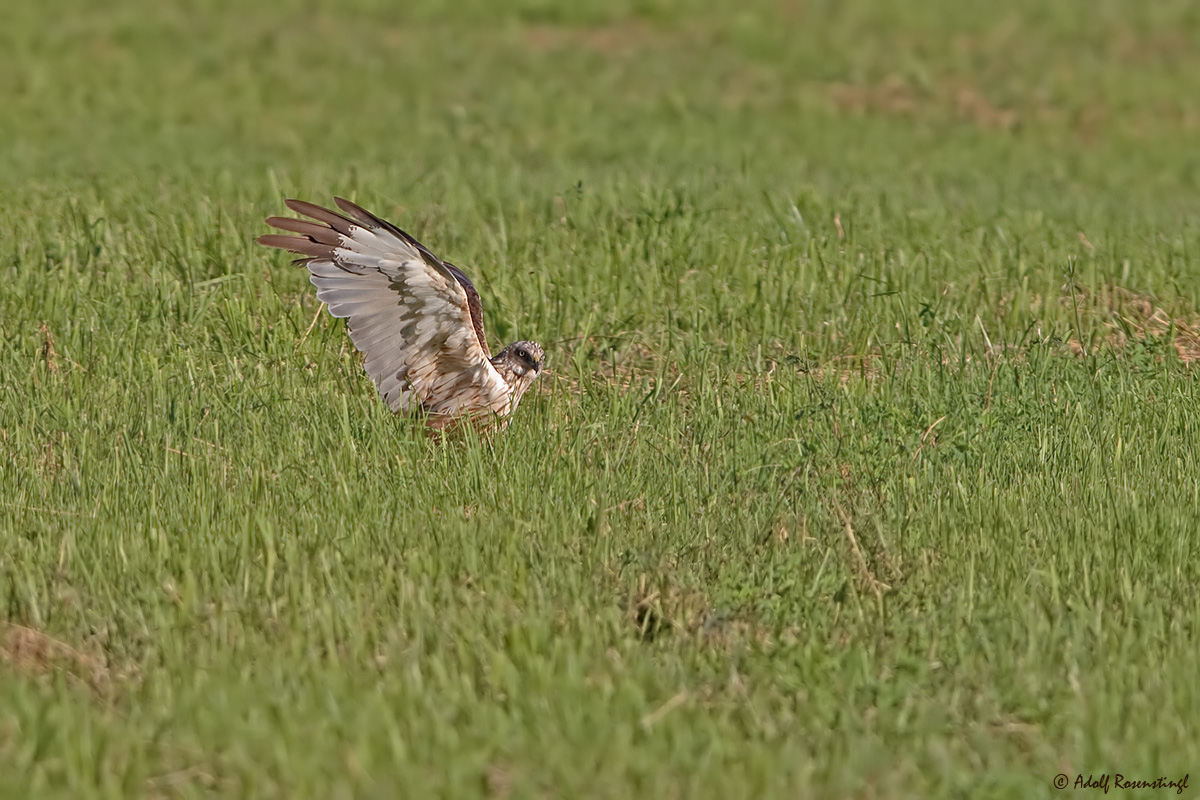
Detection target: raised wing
<box><xmin>258</xmin><ymin>197</ymin><xmax>515</xmax><ymax>420</ymax></box>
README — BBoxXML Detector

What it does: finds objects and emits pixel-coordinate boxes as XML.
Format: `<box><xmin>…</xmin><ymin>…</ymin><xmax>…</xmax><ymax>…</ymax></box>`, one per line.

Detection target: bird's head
<box><xmin>493</xmin><ymin>340</ymin><xmax>545</xmax><ymax>379</ymax></box>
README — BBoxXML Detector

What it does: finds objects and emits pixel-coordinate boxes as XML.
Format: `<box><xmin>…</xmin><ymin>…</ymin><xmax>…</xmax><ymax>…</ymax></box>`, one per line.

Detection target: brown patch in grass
<box><xmin>39</xmin><ymin>323</ymin><xmax>59</xmax><ymax>374</ymax></box>
<box><xmin>1064</xmin><ymin>285</ymin><xmax>1200</xmax><ymax>364</ymax></box>
<box><xmin>639</xmin><ymin>690</ymin><xmax>690</xmax><ymax>729</ymax></box>
<box><xmin>0</xmin><ymin>626</ymin><xmax>231</xmax><ymax>796</ymax></box>
<box><xmin>541</xmin><ymin>336</ymin><xmax>685</xmax><ymax>404</ymax></box>
<box><xmin>1110</xmin><ymin>29</ymin><xmax>1193</xmax><ymax>68</ymax></box>
<box><xmin>484</xmin><ymin>764</ymin><xmax>515</xmax><ymax>799</ymax></box>
<box><xmin>832</xmin><ymin>501</ymin><xmax>895</xmax><ymax>600</ymax></box>
<box><xmin>829</xmin><ymin>75</ymin><xmax>1018</xmax><ymax>131</ymax></box>
<box><xmin>765</xmin><ymin>344</ymin><xmax>888</xmax><ymax>389</ymax></box>
<box><xmin>627</xmin><ymin>574</ymin><xmax>799</xmax><ymax>653</ymax></box>
<box><xmin>776</xmin><ymin>350</ymin><xmax>884</xmax><ymax>387</ymax></box>
<box><xmin>769</xmin><ymin>513</ymin><xmax>812</xmax><ymax>545</ymax></box>
<box><xmin>523</xmin><ymin>20</ymin><xmax>704</xmax><ymax>57</ymax></box>
<box><xmin>629</xmin><ymin>574</ymin><xmax>711</xmax><ymax>643</ymax></box>
<box><xmin>594</xmin><ymin>339</ymin><xmax>678</xmax><ymax>392</ymax></box>
<box><xmin>0</xmin><ymin>622</ymin><xmax>112</xmax><ymax>694</ymax></box>
<box><xmin>829</xmin><ymin>76</ymin><xmax>919</xmax><ymax>117</ymax></box>
<box><xmin>32</xmin><ymin>433</ymin><xmax>65</xmax><ymax>479</ymax></box>
<box><xmin>144</xmin><ymin>763</ymin><xmax>225</xmax><ymax>797</ymax></box>
<box><xmin>948</xmin><ymin>80</ymin><xmax>1019</xmax><ymax>131</ymax></box>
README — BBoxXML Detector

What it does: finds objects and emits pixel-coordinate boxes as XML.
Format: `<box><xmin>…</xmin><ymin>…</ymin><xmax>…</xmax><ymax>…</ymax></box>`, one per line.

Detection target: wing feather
<box><xmin>258</xmin><ymin>199</ymin><xmax>515</xmax><ymax>420</ymax></box>
<box><xmin>327</xmin><ymin>197</ymin><xmax>491</xmax><ymax>357</ymax></box>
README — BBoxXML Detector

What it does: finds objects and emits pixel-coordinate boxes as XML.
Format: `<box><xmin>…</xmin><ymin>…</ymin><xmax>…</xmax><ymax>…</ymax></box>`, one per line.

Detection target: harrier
<box><xmin>258</xmin><ymin>197</ymin><xmax>544</xmax><ymax>430</ymax></box>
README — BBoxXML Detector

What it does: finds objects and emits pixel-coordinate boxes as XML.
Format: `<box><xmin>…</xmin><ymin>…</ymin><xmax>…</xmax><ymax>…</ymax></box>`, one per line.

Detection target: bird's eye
<box><xmin>516</xmin><ymin>348</ymin><xmax>528</xmax><ymax>360</ymax></box>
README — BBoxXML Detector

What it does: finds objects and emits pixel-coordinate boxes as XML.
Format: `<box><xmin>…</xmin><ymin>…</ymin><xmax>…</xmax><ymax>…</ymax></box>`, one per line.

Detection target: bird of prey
<box><xmin>258</xmin><ymin>197</ymin><xmax>544</xmax><ymax>430</ymax></box>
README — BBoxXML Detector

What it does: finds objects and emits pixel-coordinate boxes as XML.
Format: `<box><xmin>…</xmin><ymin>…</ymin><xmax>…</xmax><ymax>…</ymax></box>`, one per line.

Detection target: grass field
<box><xmin>3</xmin><ymin>0</ymin><xmax>1200</xmax><ymax>797</ymax></box>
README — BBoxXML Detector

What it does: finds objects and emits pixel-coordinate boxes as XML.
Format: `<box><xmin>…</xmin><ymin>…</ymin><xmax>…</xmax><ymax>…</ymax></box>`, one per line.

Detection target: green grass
<box><xmin>3</xmin><ymin>0</ymin><xmax>1200</xmax><ymax>797</ymax></box>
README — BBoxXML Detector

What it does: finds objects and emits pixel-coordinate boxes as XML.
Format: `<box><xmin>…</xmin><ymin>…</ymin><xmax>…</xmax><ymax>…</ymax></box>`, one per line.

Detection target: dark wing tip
<box><xmin>257</xmin><ymin>233</ymin><xmax>333</xmax><ymax>262</ymax></box>
<box><xmin>264</xmin><ymin>215</ymin><xmax>312</xmax><ymax>232</ymax></box>
<box><xmin>328</xmin><ymin>197</ymin><xmax>449</xmax><ymax>272</ymax></box>
<box><xmin>282</xmin><ymin>199</ymin><xmax>358</xmax><ymax>235</ymax></box>
<box><xmin>281</xmin><ymin>198</ymin><xmax>312</xmax><ymax>215</ymax></box>
<box><xmin>256</xmin><ymin>233</ymin><xmax>293</xmax><ymax>248</ymax></box>
<box><xmin>332</xmin><ymin>196</ymin><xmax>375</xmax><ymax>225</ymax></box>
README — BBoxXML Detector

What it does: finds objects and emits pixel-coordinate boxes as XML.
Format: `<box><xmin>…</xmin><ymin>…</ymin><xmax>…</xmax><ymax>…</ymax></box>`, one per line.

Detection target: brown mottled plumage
<box><xmin>258</xmin><ymin>197</ymin><xmax>544</xmax><ymax>430</ymax></box>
